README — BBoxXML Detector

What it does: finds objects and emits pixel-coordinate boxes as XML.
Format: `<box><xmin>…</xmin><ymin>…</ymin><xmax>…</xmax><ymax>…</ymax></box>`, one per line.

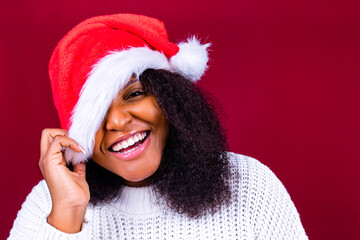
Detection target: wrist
<box><xmin>47</xmin><ymin>204</ymin><xmax>88</xmax><ymax>233</ymax></box>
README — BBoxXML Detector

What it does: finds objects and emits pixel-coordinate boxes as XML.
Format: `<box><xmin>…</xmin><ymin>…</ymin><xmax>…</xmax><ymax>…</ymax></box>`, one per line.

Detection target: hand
<box><xmin>39</xmin><ymin>128</ymin><xmax>89</xmax><ymax>233</ymax></box>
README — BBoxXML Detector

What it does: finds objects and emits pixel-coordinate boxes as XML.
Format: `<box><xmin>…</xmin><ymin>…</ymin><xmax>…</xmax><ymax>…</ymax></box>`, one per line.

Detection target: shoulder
<box><xmin>26</xmin><ymin>179</ymin><xmax>51</xmax><ymax>202</ymax></box>
<box><xmin>8</xmin><ymin>180</ymin><xmax>53</xmax><ymax>239</ymax></box>
<box><xmin>227</xmin><ymin>151</ymin><xmax>281</xmax><ymax>187</ymax></box>
<box><xmin>226</xmin><ymin>152</ymin><xmax>308</xmax><ymax>239</ymax></box>
<box><xmin>227</xmin><ymin>151</ymin><xmax>294</xmax><ymax>208</ymax></box>
<box><xmin>17</xmin><ymin>179</ymin><xmax>52</xmax><ymax>216</ymax></box>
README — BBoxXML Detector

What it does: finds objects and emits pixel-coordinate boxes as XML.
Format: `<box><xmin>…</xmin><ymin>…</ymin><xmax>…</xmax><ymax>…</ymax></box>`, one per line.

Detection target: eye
<box><xmin>125</xmin><ymin>90</ymin><xmax>145</xmax><ymax>101</ymax></box>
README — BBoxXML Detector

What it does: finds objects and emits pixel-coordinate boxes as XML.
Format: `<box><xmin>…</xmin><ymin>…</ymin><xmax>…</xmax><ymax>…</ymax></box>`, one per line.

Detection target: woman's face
<box><xmin>92</xmin><ymin>78</ymin><xmax>169</xmax><ymax>187</ymax></box>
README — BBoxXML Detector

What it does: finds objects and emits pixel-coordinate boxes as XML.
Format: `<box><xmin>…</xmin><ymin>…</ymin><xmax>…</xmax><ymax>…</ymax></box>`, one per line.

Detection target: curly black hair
<box><xmin>84</xmin><ymin>69</ymin><xmax>231</xmax><ymax>218</ymax></box>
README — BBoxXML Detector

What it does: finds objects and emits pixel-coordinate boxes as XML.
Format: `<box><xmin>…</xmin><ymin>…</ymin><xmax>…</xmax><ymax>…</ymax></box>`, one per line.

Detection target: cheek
<box><xmin>132</xmin><ymin>96</ymin><xmax>168</xmax><ymax>132</ymax></box>
<box><xmin>93</xmin><ymin>128</ymin><xmax>104</xmax><ymax>157</ymax></box>
<box><xmin>144</xmin><ymin>98</ymin><xmax>169</xmax><ymax>147</ymax></box>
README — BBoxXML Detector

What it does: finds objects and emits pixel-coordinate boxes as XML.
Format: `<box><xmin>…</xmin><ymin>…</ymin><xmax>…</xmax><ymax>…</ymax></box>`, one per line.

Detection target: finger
<box><xmin>40</xmin><ymin>128</ymin><xmax>67</xmax><ymax>159</ymax></box>
<box><xmin>73</xmin><ymin>163</ymin><xmax>86</xmax><ymax>179</ymax></box>
<box><xmin>49</xmin><ymin>135</ymin><xmax>84</xmax><ymax>154</ymax></box>
<box><xmin>44</xmin><ymin>135</ymin><xmax>85</xmax><ymax>164</ymax></box>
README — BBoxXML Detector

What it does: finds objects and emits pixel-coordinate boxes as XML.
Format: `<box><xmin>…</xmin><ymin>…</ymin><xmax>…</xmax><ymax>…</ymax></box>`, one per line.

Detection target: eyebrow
<box><xmin>121</xmin><ymin>78</ymin><xmax>139</xmax><ymax>91</ymax></box>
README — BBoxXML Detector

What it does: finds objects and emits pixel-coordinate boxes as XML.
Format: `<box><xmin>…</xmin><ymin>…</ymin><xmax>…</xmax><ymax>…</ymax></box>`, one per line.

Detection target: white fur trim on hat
<box><xmin>65</xmin><ymin>47</ymin><xmax>171</xmax><ymax>164</ymax></box>
<box><xmin>170</xmin><ymin>37</ymin><xmax>210</xmax><ymax>82</ymax></box>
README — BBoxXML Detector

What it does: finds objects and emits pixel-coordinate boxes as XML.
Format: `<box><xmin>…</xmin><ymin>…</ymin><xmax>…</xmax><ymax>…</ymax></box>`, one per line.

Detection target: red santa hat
<box><xmin>49</xmin><ymin>13</ymin><xmax>210</xmax><ymax>164</ymax></box>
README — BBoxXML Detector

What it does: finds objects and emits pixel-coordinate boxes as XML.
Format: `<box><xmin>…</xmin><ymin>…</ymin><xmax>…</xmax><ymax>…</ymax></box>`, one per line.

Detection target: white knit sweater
<box><xmin>8</xmin><ymin>153</ymin><xmax>308</xmax><ymax>239</ymax></box>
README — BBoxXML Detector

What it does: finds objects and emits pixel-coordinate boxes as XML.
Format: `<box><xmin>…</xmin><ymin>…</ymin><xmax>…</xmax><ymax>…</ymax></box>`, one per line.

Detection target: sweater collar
<box><xmin>109</xmin><ymin>185</ymin><xmax>164</xmax><ymax>216</ymax></box>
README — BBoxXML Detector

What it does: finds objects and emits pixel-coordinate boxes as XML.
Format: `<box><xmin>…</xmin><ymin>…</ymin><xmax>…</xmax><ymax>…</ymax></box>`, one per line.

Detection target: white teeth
<box><xmin>111</xmin><ymin>132</ymin><xmax>148</xmax><ymax>152</ymax></box>
<box><xmin>113</xmin><ymin>144</ymin><xmax>120</xmax><ymax>152</ymax></box>
<box><xmin>128</xmin><ymin>137</ymin><xmax>135</xmax><ymax>146</ymax></box>
<box><xmin>122</xmin><ymin>141</ymin><xmax>129</xmax><ymax>149</ymax></box>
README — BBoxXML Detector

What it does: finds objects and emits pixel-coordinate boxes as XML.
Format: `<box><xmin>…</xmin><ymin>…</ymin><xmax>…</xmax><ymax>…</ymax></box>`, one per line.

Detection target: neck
<box><xmin>122</xmin><ymin>175</ymin><xmax>154</xmax><ymax>187</ymax></box>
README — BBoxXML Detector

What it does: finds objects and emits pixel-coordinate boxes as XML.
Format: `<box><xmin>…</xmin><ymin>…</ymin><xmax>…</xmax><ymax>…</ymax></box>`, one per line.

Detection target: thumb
<box><xmin>73</xmin><ymin>163</ymin><xmax>86</xmax><ymax>179</ymax></box>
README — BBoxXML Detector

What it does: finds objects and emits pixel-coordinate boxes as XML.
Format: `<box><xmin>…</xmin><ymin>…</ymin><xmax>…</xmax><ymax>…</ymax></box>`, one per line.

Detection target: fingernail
<box><xmin>79</xmin><ymin>145</ymin><xmax>86</xmax><ymax>155</ymax></box>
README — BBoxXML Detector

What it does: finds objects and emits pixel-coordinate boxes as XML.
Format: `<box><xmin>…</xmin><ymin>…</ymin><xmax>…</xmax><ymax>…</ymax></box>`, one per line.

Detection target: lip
<box><xmin>108</xmin><ymin>131</ymin><xmax>151</xmax><ymax>161</ymax></box>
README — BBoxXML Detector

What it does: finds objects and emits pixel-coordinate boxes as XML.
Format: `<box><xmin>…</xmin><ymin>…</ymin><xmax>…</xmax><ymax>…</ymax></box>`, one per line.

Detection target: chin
<box><xmin>115</xmin><ymin>162</ymin><xmax>159</xmax><ymax>185</ymax></box>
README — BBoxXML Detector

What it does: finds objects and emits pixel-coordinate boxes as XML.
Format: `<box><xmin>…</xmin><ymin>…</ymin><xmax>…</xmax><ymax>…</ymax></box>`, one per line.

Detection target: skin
<box><xmin>39</xmin><ymin>79</ymin><xmax>169</xmax><ymax>233</ymax></box>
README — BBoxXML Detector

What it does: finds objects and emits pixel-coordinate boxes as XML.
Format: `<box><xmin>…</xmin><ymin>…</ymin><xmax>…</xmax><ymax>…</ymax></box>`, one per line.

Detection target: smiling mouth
<box><xmin>109</xmin><ymin>131</ymin><xmax>150</xmax><ymax>154</ymax></box>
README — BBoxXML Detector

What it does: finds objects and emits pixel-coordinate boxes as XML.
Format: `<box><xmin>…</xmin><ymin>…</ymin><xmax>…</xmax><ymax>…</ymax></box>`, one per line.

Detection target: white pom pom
<box><xmin>170</xmin><ymin>36</ymin><xmax>210</xmax><ymax>82</ymax></box>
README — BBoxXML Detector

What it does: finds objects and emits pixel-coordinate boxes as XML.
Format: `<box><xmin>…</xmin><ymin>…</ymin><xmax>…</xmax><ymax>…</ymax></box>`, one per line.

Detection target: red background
<box><xmin>1</xmin><ymin>0</ymin><xmax>359</xmax><ymax>239</ymax></box>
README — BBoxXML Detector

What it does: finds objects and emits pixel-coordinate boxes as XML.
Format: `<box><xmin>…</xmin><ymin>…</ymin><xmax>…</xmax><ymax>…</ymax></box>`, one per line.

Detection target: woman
<box><xmin>8</xmin><ymin>14</ymin><xmax>308</xmax><ymax>239</ymax></box>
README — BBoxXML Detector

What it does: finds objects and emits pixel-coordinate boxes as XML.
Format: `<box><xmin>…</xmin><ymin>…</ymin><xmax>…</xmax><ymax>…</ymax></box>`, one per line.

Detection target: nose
<box><xmin>105</xmin><ymin>105</ymin><xmax>132</xmax><ymax>131</ymax></box>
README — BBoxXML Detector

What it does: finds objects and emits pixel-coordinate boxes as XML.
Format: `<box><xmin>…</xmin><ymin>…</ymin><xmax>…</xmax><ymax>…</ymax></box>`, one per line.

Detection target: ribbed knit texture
<box><xmin>8</xmin><ymin>153</ymin><xmax>308</xmax><ymax>239</ymax></box>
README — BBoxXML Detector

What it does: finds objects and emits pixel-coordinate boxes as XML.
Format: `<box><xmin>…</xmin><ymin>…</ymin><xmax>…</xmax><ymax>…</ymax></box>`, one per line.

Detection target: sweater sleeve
<box><xmin>8</xmin><ymin>180</ymin><xmax>90</xmax><ymax>240</ymax></box>
<box><xmin>245</xmin><ymin>157</ymin><xmax>308</xmax><ymax>240</ymax></box>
